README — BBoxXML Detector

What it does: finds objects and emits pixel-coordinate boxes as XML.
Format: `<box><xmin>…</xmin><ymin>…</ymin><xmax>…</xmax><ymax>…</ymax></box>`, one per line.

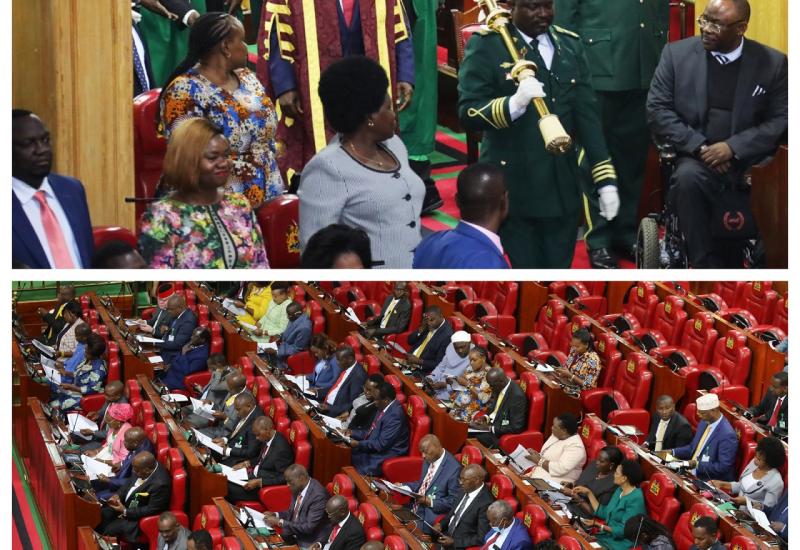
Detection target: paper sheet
<box><xmin>376</xmin><ymin>479</ymin><xmax>422</xmax><ymax>498</ymax></box>
<box><xmin>508</xmin><ymin>444</ymin><xmax>537</xmax><ymax>473</ymax></box>
<box><xmin>257</xmin><ymin>342</ymin><xmax>278</xmax><ymax>353</ymax></box>
<box><xmin>319</xmin><ymin>415</ymin><xmax>344</xmax><ymax>431</ymax></box>
<box><xmin>238</xmin><ymin>506</ymin><xmax>271</xmax><ymax>530</ymax></box>
<box><xmin>388</xmin><ymin>341</ymin><xmax>407</xmax><ymax>355</ymax></box>
<box><xmin>148</xmin><ymin>355</ymin><xmax>164</xmax><ymax>364</ymax></box>
<box><xmin>43</xmin><ymin>365</ymin><xmax>61</xmax><ymax>384</ymax></box>
<box><xmin>746</xmin><ymin>497</ymin><xmax>777</xmax><ymax>535</ymax></box>
<box><xmin>67</xmin><ymin>413</ymin><xmax>98</xmax><ymax>433</ymax></box>
<box><xmin>467</xmin><ymin>425</ymin><xmax>491</xmax><ymax>433</ymax></box>
<box><xmin>33</xmin><ymin>339</ymin><xmax>56</xmax><ymax>357</ymax></box>
<box><xmin>534</xmin><ymin>363</ymin><xmax>555</xmax><ymax>373</ymax></box>
<box><xmin>344</xmin><ymin>307</ymin><xmax>361</xmax><ymax>325</ymax></box>
<box><xmin>190</xmin><ymin>397</ymin><xmax>216</xmax><ymax>420</ymax></box>
<box><xmin>81</xmin><ymin>455</ymin><xmax>113</xmax><ymax>480</ymax></box>
<box><xmin>136</xmin><ymin>335</ymin><xmax>164</xmax><ymax>344</ymax></box>
<box><xmin>163</xmin><ymin>393</ymin><xmax>189</xmax><ymax>403</ymax></box>
<box><xmin>124</xmin><ymin>319</ymin><xmax>140</xmax><ymax>326</ymax></box>
<box><xmin>192</xmin><ymin>428</ymin><xmax>224</xmax><ymax>454</ymax></box>
<box><xmin>222</xmin><ymin>298</ymin><xmax>247</xmax><ymax>317</ymax></box>
<box><xmin>40</xmin><ymin>355</ymin><xmax>56</xmax><ymax>369</ymax></box>
<box><xmin>220</xmin><ymin>464</ymin><xmax>249</xmax><ymax>486</ymax></box>
<box><xmin>284</xmin><ymin>374</ymin><xmax>310</xmax><ymax>393</ymax></box>
<box><xmin>239</xmin><ymin>321</ymin><xmax>258</xmax><ymax>332</ymax></box>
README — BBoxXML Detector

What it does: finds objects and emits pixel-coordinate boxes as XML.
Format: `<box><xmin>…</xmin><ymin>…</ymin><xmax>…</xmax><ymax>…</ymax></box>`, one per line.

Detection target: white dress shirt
<box><xmin>449</xmin><ymin>485</ymin><xmax>483</xmax><ymax>531</ymax></box>
<box><xmin>712</xmin><ymin>37</ymin><xmax>744</xmax><ymax>64</ymax></box>
<box><xmin>12</xmin><ymin>176</ymin><xmax>83</xmax><ymax>267</ymax></box>
<box><xmin>253</xmin><ymin>433</ymin><xmax>276</xmax><ymax>477</ymax></box>
<box><xmin>325</xmin><ymin>365</ymin><xmax>355</xmax><ymax>405</ymax></box>
<box><xmin>323</xmin><ymin>512</ymin><xmax>351</xmax><ymax>550</ymax></box>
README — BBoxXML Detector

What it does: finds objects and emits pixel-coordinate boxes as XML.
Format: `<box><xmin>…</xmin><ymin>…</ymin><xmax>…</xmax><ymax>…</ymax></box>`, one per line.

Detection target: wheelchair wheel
<box><xmin>636</xmin><ymin>217</ymin><xmax>660</xmax><ymax>268</ymax></box>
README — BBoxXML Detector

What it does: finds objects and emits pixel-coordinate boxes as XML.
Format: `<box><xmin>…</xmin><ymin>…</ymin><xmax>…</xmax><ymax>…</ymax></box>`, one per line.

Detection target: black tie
<box><xmin>449</xmin><ymin>494</ymin><xmax>470</xmax><ymax>534</ymax></box>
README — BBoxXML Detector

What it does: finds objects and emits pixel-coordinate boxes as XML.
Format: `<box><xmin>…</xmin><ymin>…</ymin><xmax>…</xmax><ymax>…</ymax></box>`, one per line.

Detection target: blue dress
<box><xmin>51</xmin><ymin>359</ymin><xmax>107</xmax><ymax>412</ymax></box>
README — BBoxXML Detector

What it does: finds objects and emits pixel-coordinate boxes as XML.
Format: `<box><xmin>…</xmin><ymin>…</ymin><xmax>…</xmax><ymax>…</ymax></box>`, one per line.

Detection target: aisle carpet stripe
<box><xmin>13</xmin><ymin>446</ymin><xmax>48</xmax><ymax>550</ymax></box>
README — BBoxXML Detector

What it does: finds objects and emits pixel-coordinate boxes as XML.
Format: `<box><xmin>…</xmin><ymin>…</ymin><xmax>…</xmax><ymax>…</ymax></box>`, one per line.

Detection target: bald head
<box><xmin>419</xmin><ymin>434</ymin><xmax>444</xmax><ymax>462</ymax></box>
<box><xmin>326</xmin><ymin>495</ymin><xmax>350</xmax><ymax>524</ymax></box>
<box><xmin>227</xmin><ymin>372</ymin><xmax>247</xmax><ymax>392</ymax></box>
<box><xmin>460</xmin><ymin>464</ymin><xmax>486</xmax><ymax>492</ymax></box>
<box><xmin>124</xmin><ymin>427</ymin><xmax>146</xmax><ymax>451</ymax></box>
<box><xmin>59</xmin><ymin>285</ymin><xmax>76</xmax><ymax>303</ymax></box>
<box><xmin>166</xmin><ymin>294</ymin><xmax>186</xmax><ymax>316</ymax></box>
<box><xmin>486</xmin><ymin>367</ymin><xmax>509</xmax><ymax>392</ymax></box>
<box><xmin>132</xmin><ymin>451</ymin><xmax>157</xmax><ymax>479</ymax></box>
<box><xmin>456</xmin><ymin>162</ymin><xmax>508</xmax><ymax>228</ymax></box>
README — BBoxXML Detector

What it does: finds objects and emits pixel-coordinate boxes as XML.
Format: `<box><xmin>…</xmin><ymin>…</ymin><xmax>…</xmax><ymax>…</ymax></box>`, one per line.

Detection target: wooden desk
<box><xmin>518</xmin><ymin>282</ymin><xmax>550</xmax><ymax>331</ymax></box>
<box><xmin>416</xmin><ymin>282</ymin><xmax>455</xmax><ymax>319</ymax></box>
<box><xmin>297</xmin><ymin>282</ymin><xmax>360</xmax><ymax>342</ymax></box>
<box><xmin>341</xmin><ymin>466</ymin><xmax>431</xmax><ymax>550</ymax></box>
<box><xmin>466</xmin><ymin>439</ymin><xmax>597</xmax><ymax>544</ymax></box>
<box><xmin>88</xmin><ymin>292</ymin><xmax>155</xmax><ymax>381</ymax></box>
<box><xmin>249</xmin><ymin>353</ymin><xmax>352</xmax><ymax>484</ymax></box>
<box><xmin>13</xmin><ymin>335</ymin><xmax>51</xmax><ymax>459</ymax></box>
<box><xmin>213</xmin><ymin>497</ymin><xmax>301</xmax><ymax>550</ymax></box>
<box><xmin>750</xmin><ymin>145</ymin><xmax>788</xmax><ymax>268</ymax></box>
<box><xmin>77</xmin><ymin>526</ymin><xmax>102</xmax><ymax>550</ymax></box>
<box><xmin>592</xmin><ymin>414</ymin><xmax>777</xmax><ymax>549</ymax></box>
<box><xmin>355</xmin><ymin>333</ymin><xmax>469</xmax><ymax>454</ymax></box>
<box><xmin>190</xmin><ymin>282</ymin><xmax>258</xmax><ymax>365</ymax></box>
<box><xmin>137</xmin><ymin>375</ymin><xmax>228</xmax><ymax>517</ymax></box>
<box><xmin>456</xmin><ymin>313</ymin><xmax>582</xmax><ymax>438</ymax></box>
<box><xmin>25</xmin><ymin>398</ymin><xmax>101</xmax><ymax>550</ymax></box>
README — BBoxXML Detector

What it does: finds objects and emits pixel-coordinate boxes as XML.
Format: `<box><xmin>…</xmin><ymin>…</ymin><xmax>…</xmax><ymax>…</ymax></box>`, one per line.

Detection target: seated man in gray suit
<box><xmin>264</xmin><ymin>464</ymin><xmax>330</xmax><ymax>547</ymax></box>
<box><xmin>199</xmin><ymin>372</ymin><xmax>252</xmax><ymax>438</ymax></box>
<box><xmin>262</xmin><ymin>301</ymin><xmax>312</xmax><ymax>369</ymax></box>
<box><xmin>156</xmin><ymin>511</ymin><xmax>190</xmax><ymax>550</ymax></box>
<box><xmin>183</xmin><ymin>354</ymin><xmax>231</xmax><ymax>429</ymax></box>
<box><xmin>647</xmin><ymin>0</ymin><xmax>787</xmax><ymax>267</ymax></box>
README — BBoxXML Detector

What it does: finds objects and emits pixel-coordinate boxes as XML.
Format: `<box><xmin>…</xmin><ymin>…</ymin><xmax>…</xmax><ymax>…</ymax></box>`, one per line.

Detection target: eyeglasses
<box><xmin>697</xmin><ymin>15</ymin><xmax>745</xmax><ymax>34</ymax></box>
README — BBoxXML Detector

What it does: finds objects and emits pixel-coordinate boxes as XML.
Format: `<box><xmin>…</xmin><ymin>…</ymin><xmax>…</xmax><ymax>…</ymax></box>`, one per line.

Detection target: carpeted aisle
<box><xmin>12</xmin><ymin>447</ymin><xmax>47</xmax><ymax>550</ymax></box>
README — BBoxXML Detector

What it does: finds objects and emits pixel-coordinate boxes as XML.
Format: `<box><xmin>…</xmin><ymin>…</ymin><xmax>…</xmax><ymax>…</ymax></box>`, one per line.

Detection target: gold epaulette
<box><xmin>552</xmin><ymin>24</ymin><xmax>580</xmax><ymax>39</ymax></box>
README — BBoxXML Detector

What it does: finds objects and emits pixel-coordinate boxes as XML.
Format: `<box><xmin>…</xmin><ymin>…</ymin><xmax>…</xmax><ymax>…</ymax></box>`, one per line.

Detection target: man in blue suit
<box><xmin>319</xmin><ymin>346</ymin><xmax>368</xmax><ymax>418</ymax></box>
<box><xmin>482</xmin><ymin>500</ymin><xmax>532</xmax><ymax>550</ymax></box>
<box><xmin>414</xmin><ymin>163</ymin><xmax>510</xmax><ymax>269</ymax></box>
<box><xmin>157</xmin><ymin>294</ymin><xmax>198</xmax><ymax>365</ymax></box>
<box><xmin>91</xmin><ymin>427</ymin><xmax>154</xmax><ymax>500</ymax></box>
<box><xmin>262</xmin><ymin>302</ymin><xmax>313</xmax><ymax>369</ymax></box>
<box><xmin>762</xmin><ymin>489</ymin><xmax>788</xmax><ymax>543</ymax></box>
<box><xmin>404</xmin><ymin>435</ymin><xmax>461</xmax><ymax>533</ymax></box>
<box><xmin>349</xmin><ymin>381</ymin><xmax>409</xmax><ymax>476</ymax></box>
<box><xmin>12</xmin><ymin>110</ymin><xmax>93</xmax><ymax>268</ymax></box>
<box><xmin>160</xmin><ymin>326</ymin><xmax>211</xmax><ymax>390</ymax></box>
<box><xmin>668</xmin><ymin>393</ymin><xmax>738</xmax><ymax>481</ymax></box>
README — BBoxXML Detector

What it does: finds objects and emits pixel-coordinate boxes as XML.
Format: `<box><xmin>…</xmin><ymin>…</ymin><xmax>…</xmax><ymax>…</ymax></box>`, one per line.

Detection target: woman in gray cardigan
<box><xmin>711</xmin><ymin>436</ymin><xmax>785</xmax><ymax>510</ymax></box>
<box><xmin>298</xmin><ymin>56</ymin><xmax>424</xmax><ymax>269</ymax></box>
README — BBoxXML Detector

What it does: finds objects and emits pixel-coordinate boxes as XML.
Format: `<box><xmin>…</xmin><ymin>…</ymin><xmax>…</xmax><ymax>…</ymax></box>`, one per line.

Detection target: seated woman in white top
<box><xmin>711</xmin><ymin>436</ymin><xmax>785</xmax><ymax>510</ymax></box>
<box><xmin>523</xmin><ymin>413</ymin><xmax>587</xmax><ymax>484</ymax></box>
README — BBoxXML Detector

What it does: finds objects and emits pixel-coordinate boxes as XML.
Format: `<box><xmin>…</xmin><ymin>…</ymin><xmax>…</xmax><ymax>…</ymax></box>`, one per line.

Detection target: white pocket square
<box><xmin>752</xmin><ymin>85</ymin><xmax>767</xmax><ymax>97</ymax></box>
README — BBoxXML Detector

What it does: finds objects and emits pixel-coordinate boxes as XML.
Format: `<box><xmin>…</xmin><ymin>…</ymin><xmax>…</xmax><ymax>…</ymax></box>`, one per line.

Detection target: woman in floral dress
<box><xmin>139</xmin><ymin>117</ymin><xmax>270</xmax><ymax>269</ymax></box>
<box><xmin>554</xmin><ymin>328</ymin><xmax>602</xmax><ymax>390</ymax></box>
<box><xmin>51</xmin><ymin>334</ymin><xmax>107</xmax><ymax>412</ymax></box>
<box><xmin>159</xmin><ymin>12</ymin><xmax>283</xmax><ymax>207</ymax></box>
<box><xmin>450</xmin><ymin>346</ymin><xmax>493</xmax><ymax>422</ymax></box>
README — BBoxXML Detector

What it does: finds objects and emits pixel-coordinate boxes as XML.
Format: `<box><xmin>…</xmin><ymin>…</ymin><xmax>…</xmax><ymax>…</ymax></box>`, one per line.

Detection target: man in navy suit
<box><xmin>12</xmin><ymin>110</ymin><xmax>93</xmax><ymax>268</ymax></box>
<box><xmin>91</xmin><ymin>427</ymin><xmax>154</xmax><ymax>500</ymax></box>
<box><xmin>349</xmin><ymin>381</ymin><xmax>409</xmax><ymax>476</ymax></box>
<box><xmin>319</xmin><ymin>346</ymin><xmax>368</xmax><ymax>418</ymax></box>
<box><xmin>668</xmin><ymin>393</ymin><xmax>738</xmax><ymax>481</ymax></box>
<box><xmin>160</xmin><ymin>326</ymin><xmax>210</xmax><ymax>390</ymax></box>
<box><xmin>482</xmin><ymin>500</ymin><xmax>532</xmax><ymax>550</ymax></box>
<box><xmin>157</xmin><ymin>294</ymin><xmax>198</xmax><ymax>365</ymax></box>
<box><xmin>265</xmin><ymin>464</ymin><xmax>331</xmax><ymax>547</ymax></box>
<box><xmin>403</xmin><ymin>435</ymin><xmax>461</xmax><ymax>532</ymax></box>
<box><xmin>263</xmin><ymin>302</ymin><xmax>312</xmax><ymax>369</ymax></box>
<box><xmin>414</xmin><ymin>163</ymin><xmax>510</xmax><ymax>269</ymax></box>
<box><xmin>406</xmin><ymin>307</ymin><xmax>454</xmax><ymax>374</ymax></box>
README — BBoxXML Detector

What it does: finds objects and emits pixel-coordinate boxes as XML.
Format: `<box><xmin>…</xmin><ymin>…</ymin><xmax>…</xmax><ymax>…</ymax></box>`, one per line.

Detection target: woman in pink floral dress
<box><xmin>139</xmin><ymin>117</ymin><xmax>269</xmax><ymax>269</ymax></box>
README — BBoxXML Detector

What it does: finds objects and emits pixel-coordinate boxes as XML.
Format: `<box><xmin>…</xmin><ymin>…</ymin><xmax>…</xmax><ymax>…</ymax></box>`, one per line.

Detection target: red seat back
<box><xmin>288</xmin><ymin>420</ymin><xmax>311</xmax><ymax>469</ymax></box>
<box><xmin>456</xmin><ymin>445</ymin><xmax>484</xmax><ymax>467</ymax></box>
<box><xmin>614</xmin><ymin>352</ymin><xmax>652</xmax><ymax>409</ymax></box>
<box><xmin>642</xmin><ymin>472</ymin><xmax>681</xmax><ymax>530</ymax></box>
<box><xmin>556</xmin><ymin>536</ymin><xmax>583</xmax><ymax>550</ymax></box>
<box><xmin>579</xmin><ymin>415</ymin><xmax>605</xmax><ymax>460</ymax></box>
<box><xmin>519</xmin><ymin>503</ymin><xmax>551</xmax><ymax>543</ymax></box>
<box><xmin>259</xmin><ymin>485</ymin><xmax>292</xmax><ymax>513</ymax></box>
<box><xmin>287</xmin><ymin>351</ymin><xmax>315</xmax><ymax>375</ymax></box>
<box><xmin>133</xmin><ymin>89</ymin><xmax>166</xmax><ymax>226</ymax></box>
<box><xmin>734</xmin><ymin>281</ymin><xmax>778</xmax><ymax>324</ymax></box>
<box><xmin>674</xmin><ymin>503</ymin><xmax>717</xmax><ymax>550</ymax></box>
<box><xmin>679</xmin><ymin>312</ymin><xmax>719</xmax><ymax>363</ymax></box>
<box><xmin>710</xmin><ymin>330</ymin><xmax>751</xmax><ymax>385</ymax></box>
<box><xmin>193</xmin><ymin>504</ymin><xmax>221</xmax><ymax>530</ymax></box>
<box><xmin>252</xmin><ymin>376</ymin><xmax>272</xmax><ymax>412</ymax></box>
<box><xmin>92</xmin><ymin>226</ymin><xmax>138</xmax><ymax>249</ymax></box>
<box><xmin>519</xmin><ymin>372</ymin><xmax>545</xmax><ymax>431</ymax></box>
<box><xmin>728</xmin><ymin>535</ymin><xmax>759</xmax><ymax>550</ymax></box>
<box><xmin>357</xmin><ymin>502</ymin><xmax>383</xmax><ymax>541</ymax></box>
<box><xmin>383</xmin><ymin>535</ymin><xmax>408</xmax><ymax>550</ymax></box>
<box><xmin>554</xmin><ymin>315</ymin><xmax>592</xmax><ymax>354</ymax></box>
<box><xmin>197</xmin><ymin>304</ymin><xmax>209</xmax><ymax>327</ymax></box>
<box><xmin>255</xmin><ymin>195</ymin><xmax>300</xmax><ymax>268</ymax></box>
<box><xmin>713</xmin><ymin>282</ymin><xmax>746</xmax><ymax>310</ymax></box>
<box><xmin>534</xmin><ymin>300</ymin><xmax>568</xmax><ymax>348</ymax></box>
<box><xmin>595</xmin><ymin>333</ymin><xmax>622</xmax><ymax>388</ymax></box>
<box><xmin>489</xmin><ymin>474</ymin><xmax>518</xmax><ymax>511</ymax></box>
<box><xmin>406</xmin><ymin>396</ymin><xmax>430</xmax><ymax>457</ymax></box>
<box><xmin>772</xmin><ymin>294</ymin><xmax>788</xmax><ymax>333</ymax></box>
<box><xmin>626</xmin><ymin>282</ymin><xmax>659</xmax><ymax>327</ymax></box>
<box><xmin>139</xmin><ymin>511</ymin><xmax>188</xmax><ymax>547</ymax></box>
<box><xmin>653</xmin><ymin>295</ymin><xmax>689</xmax><ymax>345</ymax></box>
<box><xmin>152</xmin><ymin>423</ymin><xmax>170</xmax><ymax>464</ymax></box>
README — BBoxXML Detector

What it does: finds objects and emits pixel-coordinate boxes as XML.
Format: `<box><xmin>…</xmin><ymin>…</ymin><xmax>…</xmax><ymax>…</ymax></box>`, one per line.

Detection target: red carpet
<box><xmin>13</xmin><ymin>448</ymin><xmax>45</xmax><ymax>550</ymax></box>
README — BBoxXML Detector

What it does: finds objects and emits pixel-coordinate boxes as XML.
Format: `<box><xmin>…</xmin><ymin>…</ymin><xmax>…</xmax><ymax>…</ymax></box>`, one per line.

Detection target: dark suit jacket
<box><xmin>647</xmin><ymin>37</ymin><xmax>787</xmax><ymax>162</ymax></box>
<box><xmin>673</xmin><ymin>416</ymin><xmax>738</xmax><ymax>481</ymax></box>
<box><xmin>104</xmin><ymin>439</ymin><xmax>155</xmax><ymax>493</ymax></box>
<box><xmin>414</xmin><ymin>222</ymin><xmax>509</xmax><ymax>269</ymax></box>
<box><xmin>645</xmin><ymin>412</ymin><xmax>694</xmax><ymax>451</ymax></box>
<box><xmin>41</xmin><ymin>303</ymin><xmax>70</xmax><ymax>344</ymax></box>
<box><xmin>220</xmin><ymin>409</ymin><xmax>265</xmax><ymax>465</ymax></box>
<box><xmin>406</xmin><ymin>451</ymin><xmax>462</xmax><ymax>526</ymax></box>
<box><xmin>407</xmin><ymin>321</ymin><xmax>454</xmax><ymax>373</ymax></box>
<box><xmin>348</xmin><ymin>401</ymin><xmax>377</xmax><ymax>431</ymax></box>
<box><xmin>440</xmin><ymin>487</ymin><xmax>494</xmax><ymax>550</ymax></box>
<box><xmin>323</xmin><ymin>364</ymin><xmax>368</xmax><ymax>418</ymax></box>
<box><xmin>12</xmin><ymin>173</ymin><xmax>94</xmax><ymax>269</ymax></box>
<box><xmin>352</xmin><ymin>400</ymin><xmax>410</xmax><ymax>476</ymax></box>
<box><xmin>146</xmin><ymin>308</ymin><xmax>174</xmax><ymax>338</ymax></box>
<box><xmin>748</xmin><ymin>391</ymin><xmax>788</xmax><ymax>427</ymax></box>
<box><xmin>131</xmin><ymin>23</ymin><xmax>155</xmax><ymax>97</ymax></box>
<box><xmin>113</xmin><ymin>464</ymin><xmax>171</xmax><ymax>536</ymax></box>
<box><xmin>277</xmin><ymin>314</ymin><xmax>313</xmax><ymax>368</ymax></box>
<box><xmin>159</xmin><ymin>308</ymin><xmax>198</xmax><ymax>357</ymax></box>
<box><xmin>763</xmin><ymin>490</ymin><xmax>788</xmax><ymax>540</ymax></box>
<box><xmin>278</xmin><ymin>478</ymin><xmax>330</xmax><ymax>547</ymax></box>
<box><xmin>366</xmin><ymin>296</ymin><xmax>412</xmax><ymax>336</ymax></box>
<box><xmin>249</xmin><ymin>432</ymin><xmax>294</xmax><ymax>487</ymax></box>
<box><xmin>325</xmin><ymin>513</ymin><xmax>367</xmax><ymax>550</ymax></box>
<box><xmin>161</xmin><ymin>344</ymin><xmax>209</xmax><ymax>390</ymax></box>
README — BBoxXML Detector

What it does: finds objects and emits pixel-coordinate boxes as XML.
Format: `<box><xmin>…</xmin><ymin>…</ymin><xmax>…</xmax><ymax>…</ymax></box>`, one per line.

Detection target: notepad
<box><xmin>192</xmin><ymin>428</ymin><xmax>224</xmax><ymax>454</ymax></box>
<box><xmin>163</xmin><ymin>393</ymin><xmax>189</xmax><ymax>403</ymax></box>
<box><xmin>148</xmin><ymin>355</ymin><xmax>164</xmax><ymax>364</ymax></box>
<box><xmin>136</xmin><ymin>335</ymin><xmax>164</xmax><ymax>344</ymax></box>
<box><xmin>219</xmin><ymin>464</ymin><xmax>249</xmax><ymax>486</ymax></box>
<box><xmin>81</xmin><ymin>455</ymin><xmax>113</xmax><ymax>480</ymax></box>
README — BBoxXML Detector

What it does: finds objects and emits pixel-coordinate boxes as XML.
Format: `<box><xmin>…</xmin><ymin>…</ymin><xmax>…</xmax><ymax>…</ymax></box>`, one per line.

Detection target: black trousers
<box><xmin>97</xmin><ymin>506</ymin><xmax>140</xmax><ymax>543</ymax></box>
<box><xmin>670</xmin><ymin>156</ymin><xmax>748</xmax><ymax>268</ymax></box>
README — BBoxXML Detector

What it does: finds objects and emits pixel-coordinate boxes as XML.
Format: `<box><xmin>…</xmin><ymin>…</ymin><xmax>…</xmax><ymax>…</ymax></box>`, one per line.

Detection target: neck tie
<box><xmin>132</xmin><ymin>34</ymin><xmax>150</xmax><ymax>92</ymax></box>
<box><xmin>33</xmin><ymin>190</ymin><xmax>75</xmax><ymax>268</ymax></box>
<box><xmin>481</xmin><ymin>531</ymin><xmax>501</xmax><ymax>550</ymax></box>
<box><xmin>341</xmin><ymin>0</ymin><xmax>356</xmax><ymax>26</ymax></box>
<box><xmin>715</xmin><ymin>53</ymin><xmax>730</xmax><ymax>65</ymax></box>
<box><xmin>329</xmin><ymin>524</ymin><xmax>341</xmax><ymax>542</ymax></box>
<box><xmin>489</xmin><ymin>385</ymin><xmax>508</xmax><ymax>421</ymax></box>
<box><xmin>258</xmin><ymin>440</ymin><xmax>270</xmax><ymax>464</ymax></box>
<box><xmin>326</xmin><ymin>369</ymin><xmax>349</xmax><ymax>404</ymax></box>
<box><xmin>536</xmin><ymin>34</ymin><xmax>553</xmax><ymax>70</ymax></box>
<box><xmin>413</xmin><ymin>331</ymin><xmax>435</xmax><ymax>357</ymax></box>
<box><xmin>366</xmin><ymin>409</ymin><xmax>385</xmax><ymax>437</ymax></box>
<box><xmin>691</xmin><ymin>424</ymin><xmax>712</xmax><ymax>461</ymax></box>
<box><xmin>380</xmin><ymin>300</ymin><xmax>398</xmax><ymax>329</ymax></box>
<box><xmin>412</xmin><ymin>462</ymin><xmax>437</xmax><ymax>513</ymax></box>
<box><xmin>503</xmin><ymin>253</ymin><xmax>512</xmax><ymax>268</ymax></box>
<box><xmin>292</xmin><ymin>492</ymin><xmax>303</xmax><ymax>520</ymax></box>
<box><xmin>449</xmin><ymin>494</ymin><xmax>470</xmax><ymax>534</ymax></box>
<box><xmin>655</xmin><ymin>419</ymin><xmax>669</xmax><ymax>452</ymax></box>
<box><xmin>768</xmin><ymin>397</ymin><xmax>784</xmax><ymax>427</ymax></box>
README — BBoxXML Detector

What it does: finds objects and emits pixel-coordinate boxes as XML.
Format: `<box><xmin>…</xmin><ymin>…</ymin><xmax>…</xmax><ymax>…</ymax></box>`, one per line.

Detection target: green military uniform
<box><xmin>458</xmin><ymin>23</ymin><xmax>617</xmax><ymax>268</ymax></box>
<box><xmin>555</xmin><ymin>0</ymin><xmax>669</xmax><ymax>255</ymax></box>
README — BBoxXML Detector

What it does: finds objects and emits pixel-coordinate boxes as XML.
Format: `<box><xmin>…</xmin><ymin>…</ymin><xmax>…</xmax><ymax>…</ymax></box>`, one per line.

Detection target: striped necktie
<box><xmin>714</xmin><ymin>53</ymin><xmax>730</xmax><ymax>65</ymax></box>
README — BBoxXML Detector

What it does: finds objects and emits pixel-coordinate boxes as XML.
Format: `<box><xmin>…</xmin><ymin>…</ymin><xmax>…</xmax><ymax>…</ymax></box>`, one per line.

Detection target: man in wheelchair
<box><xmin>645</xmin><ymin>0</ymin><xmax>787</xmax><ymax>268</ymax></box>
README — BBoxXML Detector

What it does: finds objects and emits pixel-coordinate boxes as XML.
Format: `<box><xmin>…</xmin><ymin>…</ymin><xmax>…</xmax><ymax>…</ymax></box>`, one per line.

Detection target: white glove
<box><xmin>510</xmin><ymin>77</ymin><xmax>546</xmax><ymax>113</ymax></box>
<box><xmin>598</xmin><ymin>186</ymin><xmax>620</xmax><ymax>221</ymax></box>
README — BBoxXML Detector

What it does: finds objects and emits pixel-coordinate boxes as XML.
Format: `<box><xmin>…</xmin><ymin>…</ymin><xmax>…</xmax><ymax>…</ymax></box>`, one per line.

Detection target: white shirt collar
<box><xmin>337</xmin><ymin>512</ymin><xmax>350</xmax><ymax>528</ymax></box>
<box><xmin>382</xmin><ymin>399</ymin><xmax>396</xmax><ymax>413</ymax></box>
<box><xmin>461</xmin><ymin>221</ymin><xmax>504</xmax><ymax>254</ymax></box>
<box><xmin>712</xmin><ymin>37</ymin><xmax>744</xmax><ymax>63</ymax></box>
<box><xmin>429</xmin><ymin>450</ymin><xmax>446</xmax><ymax>471</ymax></box>
<box><xmin>516</xmin><ymin>28</ymin><xmax>551</xmax><ymax>47</ymax></box>
<box><xmin>12</xmin><ymin>176</ymin><xmax>53</xmax><ymax>205</ymax></box>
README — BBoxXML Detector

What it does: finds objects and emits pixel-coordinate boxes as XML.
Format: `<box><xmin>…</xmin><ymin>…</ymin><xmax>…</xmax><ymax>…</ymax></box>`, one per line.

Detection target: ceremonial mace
<box><xmin>477</xmin><ymin>0</ymin><xmax>572</xmax><ymax>154</ymax></box>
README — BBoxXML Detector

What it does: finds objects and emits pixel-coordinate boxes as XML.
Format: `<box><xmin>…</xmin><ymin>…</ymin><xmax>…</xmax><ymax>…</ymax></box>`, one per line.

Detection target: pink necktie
<box><xmin>341</xmin><ymin>0</ymin><xmax>356</xmax><ymax>26</ymax></box>
<box><xmin>33</xmin><ymin>190</ymin><xmax>75</xmax><ymax>268</ymax></box>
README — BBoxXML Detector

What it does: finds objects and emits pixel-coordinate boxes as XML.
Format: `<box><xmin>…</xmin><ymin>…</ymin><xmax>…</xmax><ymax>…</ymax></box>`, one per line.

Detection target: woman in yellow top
<box><xmin>234</xmin><ymin>282</ymin><xmax>272</xmax><ymax>325</ymax></box>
